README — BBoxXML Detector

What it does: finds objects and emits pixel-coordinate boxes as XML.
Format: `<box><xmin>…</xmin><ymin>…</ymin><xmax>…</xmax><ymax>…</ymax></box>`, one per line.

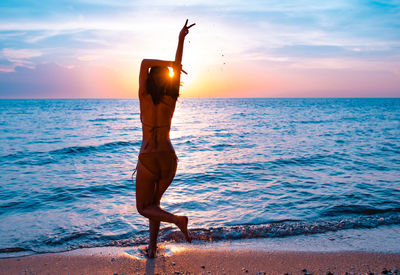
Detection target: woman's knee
<box><xmin>137</xmin><ymin>202</ymin><xmax>158</xmax><ymax>217</ymax></box>
<box><xmin>136</xmin><ymin>202</ymin><xmax>147</xmax><ymax>217</ymax></box>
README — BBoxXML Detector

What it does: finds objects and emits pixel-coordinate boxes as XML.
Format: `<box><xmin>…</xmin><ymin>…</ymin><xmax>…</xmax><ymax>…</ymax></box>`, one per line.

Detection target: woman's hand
<box><xmin>179</xmin><ymin>19</ymin><xmax>195</xmax><ymax>40</ymax></box>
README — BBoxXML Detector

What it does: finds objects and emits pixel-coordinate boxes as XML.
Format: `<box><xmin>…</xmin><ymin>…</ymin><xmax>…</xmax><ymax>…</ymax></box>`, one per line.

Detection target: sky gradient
<box><xmin>0</xmin><ymin>0</ymin><xmax>399</xmax><ymax>98</ymax></box>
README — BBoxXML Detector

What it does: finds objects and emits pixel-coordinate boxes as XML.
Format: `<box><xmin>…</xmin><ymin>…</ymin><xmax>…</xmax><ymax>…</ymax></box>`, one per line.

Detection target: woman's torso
<box><xmin>139</xmin><ymin>94</ymin><xmax>176</xmax><ymax>153</ymax></box>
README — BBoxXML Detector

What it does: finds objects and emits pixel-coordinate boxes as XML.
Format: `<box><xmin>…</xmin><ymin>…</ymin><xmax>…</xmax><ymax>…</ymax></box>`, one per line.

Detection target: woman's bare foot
<box><xmin>176</xmin><ymin>215</ymin><xmax>192</xmax><ymax>243</ymax></box>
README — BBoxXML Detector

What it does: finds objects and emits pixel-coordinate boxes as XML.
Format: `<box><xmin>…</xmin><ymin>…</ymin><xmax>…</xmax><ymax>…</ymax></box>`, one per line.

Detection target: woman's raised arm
<box><xmin>173</xmin><ymin>20</ymin><xmax>195</xmax><ymax>82</ymax></box>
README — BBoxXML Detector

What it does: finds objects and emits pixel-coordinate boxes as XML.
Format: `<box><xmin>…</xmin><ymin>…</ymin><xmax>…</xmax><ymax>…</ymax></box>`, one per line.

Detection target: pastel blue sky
<box><xmin>0</xmin><ymin>0</ymin><xmax>399</xmax><ymax>98</ymax></box>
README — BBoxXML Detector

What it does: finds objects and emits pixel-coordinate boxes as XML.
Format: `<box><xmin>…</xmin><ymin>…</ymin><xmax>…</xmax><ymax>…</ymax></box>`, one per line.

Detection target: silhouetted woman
<box><xmin>135</xmin><ymin>20</ymin><xmax>195</xmax><ymax>258</ymax></box>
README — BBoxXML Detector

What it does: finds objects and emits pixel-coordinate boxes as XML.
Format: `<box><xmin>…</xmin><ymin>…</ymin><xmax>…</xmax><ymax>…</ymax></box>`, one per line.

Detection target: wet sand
<box><xmin>1</xmin><ymin>248</ymin><xmax>399</xmax><ymax>275</ymax></box>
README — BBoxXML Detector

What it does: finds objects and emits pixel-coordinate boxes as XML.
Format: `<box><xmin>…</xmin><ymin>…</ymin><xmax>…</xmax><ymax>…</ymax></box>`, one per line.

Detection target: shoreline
<box><xmin>1</xmin><ymin>226</ymin><xmax>400</xmax><ymax>273</ymax></box>
<box><xmin>0</xmin><ymin>248</ymin><xmax>399</xmax><ymax>275</ymax></box>
<box><xmin>2</xmin><ymin>224</ymin><xmax>400</xmax><ymax>259</ymax></box>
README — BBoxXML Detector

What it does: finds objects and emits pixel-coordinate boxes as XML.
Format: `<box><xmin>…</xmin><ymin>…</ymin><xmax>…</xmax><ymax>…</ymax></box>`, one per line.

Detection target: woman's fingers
<box><xmin>179</xmin><ymin>20</ymin><xmax>195</xmax><ymax>38</ymax></box>
<box><xmin>183</xmin><ymin>19</ymin><xmax>195</xmax><ymax>30</ymax></box>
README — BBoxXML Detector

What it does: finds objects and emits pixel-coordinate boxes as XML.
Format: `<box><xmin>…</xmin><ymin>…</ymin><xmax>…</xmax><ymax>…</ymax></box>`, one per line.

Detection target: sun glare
<box><xmin>169</xmin><ymin>67</ymin><xmax>174</xmax><ymax>78</ymax></box>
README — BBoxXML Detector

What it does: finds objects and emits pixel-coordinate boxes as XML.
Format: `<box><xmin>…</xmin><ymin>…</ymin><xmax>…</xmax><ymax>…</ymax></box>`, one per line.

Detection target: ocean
<box><xmin>0</xmin><ymin>98</ymin><xmax>399</xmax><ymax>257</ymax></box>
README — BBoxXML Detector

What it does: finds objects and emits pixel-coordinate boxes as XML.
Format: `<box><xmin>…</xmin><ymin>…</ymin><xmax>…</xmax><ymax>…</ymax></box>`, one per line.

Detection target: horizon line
<box><xmin>0</xmin><ymin>97</ymin><xmax>399</xmax><ymax>100</ymax></box>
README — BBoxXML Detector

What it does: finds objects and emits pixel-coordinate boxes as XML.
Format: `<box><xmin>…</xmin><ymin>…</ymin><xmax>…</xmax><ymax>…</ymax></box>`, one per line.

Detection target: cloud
<box><xmin>1</xmin><ymin>48</ymin><xmax>43</xmax><ymax>71</ymax></box>
<box><xmin>0</xmin><ymin>59</ymin><xmax>15</xmax><ymax>73</ymax></box>
<box><xmin>3</xmin><ymin>48</ymin><xmax>42</xmax><ymax>59</ymax></box>
<box><xmin>24</xmin><ymin>30</ymin><xmax>62</xmax><ymax>43</ymax></box>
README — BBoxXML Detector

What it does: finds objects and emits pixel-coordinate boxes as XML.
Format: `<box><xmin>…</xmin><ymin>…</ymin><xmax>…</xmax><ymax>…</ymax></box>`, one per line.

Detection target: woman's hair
<box><xmin>146</xmin><ymin>66</ymin><xmax>179</xmax><ymax>105</ymax></box>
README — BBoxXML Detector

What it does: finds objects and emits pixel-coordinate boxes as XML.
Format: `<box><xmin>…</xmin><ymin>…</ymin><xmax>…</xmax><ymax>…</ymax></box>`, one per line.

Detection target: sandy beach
<box><xmin>1</xmin><ymin>248</ymin><xmax>399</xmax><ymax>275</ymax></box>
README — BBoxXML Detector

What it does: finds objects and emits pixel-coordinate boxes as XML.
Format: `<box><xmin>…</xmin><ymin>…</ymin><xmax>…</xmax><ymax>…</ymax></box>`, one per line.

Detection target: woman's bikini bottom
<box><xmin>138</xmin><ymin>151</ymin><xmax>177</xmax><ymax>180</ymax></box>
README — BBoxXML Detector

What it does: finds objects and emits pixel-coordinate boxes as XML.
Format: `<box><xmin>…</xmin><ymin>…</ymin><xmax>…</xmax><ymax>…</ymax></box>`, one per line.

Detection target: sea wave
<box><xmin>1</xmin><ymin>213</ymin><xmax>399</xmax><ymax>257</ymax></box>
<box><xmin>156</xmin><ymin>213</ymin><xmax>400</xmax><ymax>243</ymax></box>
<box><xmin>1</xmin><ymin>140</ymin><xmax>140</xmax><ymax>165</ymax></box>
<box><xmin>0</xmin><ymin>182</ymin><xmax>133</xmax><ymax>215</ymax></box>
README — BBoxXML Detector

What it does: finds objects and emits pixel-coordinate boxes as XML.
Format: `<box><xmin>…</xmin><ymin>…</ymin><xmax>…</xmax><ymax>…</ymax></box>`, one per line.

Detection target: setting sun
<box><xmin>169</xmin><ymin>67</ymin><xmax>174</xmax><ymax>78</ymax></box>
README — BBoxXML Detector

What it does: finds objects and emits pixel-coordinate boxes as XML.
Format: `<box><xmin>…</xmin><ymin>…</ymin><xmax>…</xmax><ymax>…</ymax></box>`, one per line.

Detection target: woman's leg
<box><xmin>136</xmin><ymin>156</ymin><xmax>191</xmax><ymax>258</ymax></box>
<box><xmin>153</xmin><ymin>177</ymin><xmax>191</xmax><ymax>243</ymax></box>
<box><xmin>136</xmin><ymin>161</ymin><xmax>180</xmax><ymax>224</ymax></box>
<box><xmin>136</xmin><ymin>160</ymin><xmax>185</xmax><ymax>257</ymax></box>
<box><xmin>148</xmin><ymin>219</ymin><xmax>160</xmax><ymax>257</ymax></box>
<box><xmin>156</xmin><ymin>153</ymin><xmax>192</xmax><ymax>243</ymax></box>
